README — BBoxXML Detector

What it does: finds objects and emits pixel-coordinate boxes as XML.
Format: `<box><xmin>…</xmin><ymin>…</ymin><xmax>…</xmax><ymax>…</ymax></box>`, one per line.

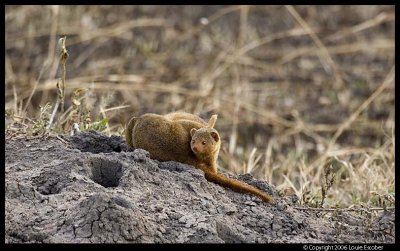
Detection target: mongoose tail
<box><xmin>204</xmin><ymin>171</ymin><xmax>273</xmax><ymax>203</ymax></box>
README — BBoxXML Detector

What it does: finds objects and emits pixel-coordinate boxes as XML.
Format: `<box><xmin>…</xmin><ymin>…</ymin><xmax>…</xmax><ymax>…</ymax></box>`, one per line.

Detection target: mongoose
<box><xmin>125</xmin><ymin>112</ymin><xmax>216</xmax><ymax>168</ymax></box>
<box><xmin>125</xmin><ymin>112</ymin><xmax>273</xmax><ymax>202</ymax></box>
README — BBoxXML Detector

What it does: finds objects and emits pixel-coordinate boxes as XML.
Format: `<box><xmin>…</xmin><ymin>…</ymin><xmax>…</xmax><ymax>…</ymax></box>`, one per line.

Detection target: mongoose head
<box><xmin>190</xmin><ymin>128</ymin><xmax>221</xmax><ymax>158</ymax></box>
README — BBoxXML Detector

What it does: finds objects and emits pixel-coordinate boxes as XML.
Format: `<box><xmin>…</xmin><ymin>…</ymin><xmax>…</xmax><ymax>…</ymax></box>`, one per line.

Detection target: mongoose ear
<box><xmin>207</xmin><ymin>114</ymin><xmax>218</xmax><ymax>128</ymax></box>
<box><xmin>190</xmin><ymin>128</ymin><xmax>197</xmax><ymax>137</ymax></box>
<box><xmin>210</xmin><ymin>131</ymin><xmax>220</xmax><ymax>142</ymax></box>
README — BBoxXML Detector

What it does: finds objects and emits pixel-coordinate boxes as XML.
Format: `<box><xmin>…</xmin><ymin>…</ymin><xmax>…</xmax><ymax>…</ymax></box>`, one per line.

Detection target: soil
<box><xmin>5</xmin><ymin>131</ymin><xmax>395</xmax><ymax>243</ymax></box>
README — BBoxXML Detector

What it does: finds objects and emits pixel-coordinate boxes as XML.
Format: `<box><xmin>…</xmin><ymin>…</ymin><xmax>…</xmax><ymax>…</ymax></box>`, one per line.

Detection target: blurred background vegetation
<box><xmin>5</xmin><ymin>5</ymin><xmax>395</xmax><ymax>208</ymax></box>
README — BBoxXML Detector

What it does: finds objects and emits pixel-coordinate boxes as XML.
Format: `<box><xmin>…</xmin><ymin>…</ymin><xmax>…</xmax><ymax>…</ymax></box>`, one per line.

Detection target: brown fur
<box><xmin>190</xmin><ymin>127</ymin><xmax>220</xmax><ymax>173</ymax></box>
<box><xmin>199</xmin><ymin>166</ymin><xmax>272</xmax><ymax>202</ymax></box>
<box><xmin>164</xmin><ymin>111</ymin><xmax>207</xmax><ymax>125</ymax></box>
<box><xmin>125</xmin><ymin>111</ymin><xmax>273</xmax><ymax>203</ymax></box>
<box><xmin>125</xmin><ymin>112</ymin><xmax>203</xmax><ymax>164</ymax></box>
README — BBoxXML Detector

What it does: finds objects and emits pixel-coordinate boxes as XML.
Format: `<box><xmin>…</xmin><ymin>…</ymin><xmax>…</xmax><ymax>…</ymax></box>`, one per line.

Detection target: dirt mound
<box><xmin>5</xmin><ymin>131</ymin><xmax>394</xmax><ymax>243</ymax></box>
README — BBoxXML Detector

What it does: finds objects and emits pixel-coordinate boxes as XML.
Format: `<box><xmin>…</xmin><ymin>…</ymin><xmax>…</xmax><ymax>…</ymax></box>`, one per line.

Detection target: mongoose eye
<box><xmin>202</xmin><ymin>141</ymin><xmax>206</xmax><ymax>145</ymax></box>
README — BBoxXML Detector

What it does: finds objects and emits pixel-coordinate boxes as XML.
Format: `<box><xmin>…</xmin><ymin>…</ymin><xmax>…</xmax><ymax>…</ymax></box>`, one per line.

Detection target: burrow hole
<box><xmin>89</xmin><ymin>157</ymin><xmax>123</xmax><ymax>188</ymax></box>
<box><xmin>33</xmin><ymin>168</ymin><xmax>71</xmax><ymax>195</ymax></box>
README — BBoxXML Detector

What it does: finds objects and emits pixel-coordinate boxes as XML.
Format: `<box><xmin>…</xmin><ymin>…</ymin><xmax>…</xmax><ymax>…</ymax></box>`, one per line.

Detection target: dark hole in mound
<box><xmin>33</xmin><ymin>169</ymin><xmax>71</xmax><ymax>195</ymax></box>
<box><xmin>37</xmin><ymin>179</ymin><xmax>63</xmax><ymax>195</ymax></box>
<box><xmin>89</xmin><ymin>157</ymin><xmax>123</xmax><ymax>188</ymax></box>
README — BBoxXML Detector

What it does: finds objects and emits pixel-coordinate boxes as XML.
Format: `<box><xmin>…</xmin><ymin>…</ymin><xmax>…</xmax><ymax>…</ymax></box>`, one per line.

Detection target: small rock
<box><xmin>276</xmin><ymin>202</ymin><xmax>287</xmax><ymax>211</ymax></box>
<box><xmin>245</xmin><ymin>201</ymin><xmax>257</xmax><ymax>207</ymax></box>
<box><xmin>272</xmin><ymin>222</ymin><xmax>282</xmax><ymax>231</ymax></box>
<box><xmin>309</xmin><ymin>231</ymin><xmax>317</xmax><ymax>238</ymax></box>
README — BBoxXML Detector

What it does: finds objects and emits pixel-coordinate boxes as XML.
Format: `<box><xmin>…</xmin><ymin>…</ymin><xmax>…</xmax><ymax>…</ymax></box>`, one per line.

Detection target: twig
<box><xmin>326</xmin><ymin>11</ymin><xmax>394</xmax><ymax>42</ymax></box>
<box><xmin>46</xmin><ymin>99</ymin><xmax>60</xmax><ymax>130</ymax></box>
<box><xmin>294</xmin><ymin>206</ymin><xmax>395</xmax><ymax>212</ymax></box>
<box><xmin>57</xmin><ymin>36</ymin><xmax>69</xmax><ymax>113</ymax></box>
<box><xmin>56</xmin><ymin>135</ymin><xmax>68</xmax><ymax>144</ymax></box>
<box><xmin>101</xmin><ymin>105</ymin><xmax>131</xmax><ymax>112</ymax></box>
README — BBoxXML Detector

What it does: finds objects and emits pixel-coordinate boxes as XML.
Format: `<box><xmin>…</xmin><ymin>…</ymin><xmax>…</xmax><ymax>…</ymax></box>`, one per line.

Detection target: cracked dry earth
<box><xmin>5</xmin><ymin>131</ymin><xmax>395</xmax><ymax>243</ymax></box>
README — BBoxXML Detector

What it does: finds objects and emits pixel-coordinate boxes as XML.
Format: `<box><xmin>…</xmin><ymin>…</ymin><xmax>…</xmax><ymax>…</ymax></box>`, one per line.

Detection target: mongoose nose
<box><xmin>192</xmin><ymin>146</ymin><xmax>198</xmax><ymax>152</ymax></box>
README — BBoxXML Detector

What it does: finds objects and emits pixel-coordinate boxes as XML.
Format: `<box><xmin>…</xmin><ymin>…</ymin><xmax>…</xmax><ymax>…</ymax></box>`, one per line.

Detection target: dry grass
<box><xmin>5</xmin><ymin>5</ymin><xmax>395</xmax><ymax>209</ymax></box>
